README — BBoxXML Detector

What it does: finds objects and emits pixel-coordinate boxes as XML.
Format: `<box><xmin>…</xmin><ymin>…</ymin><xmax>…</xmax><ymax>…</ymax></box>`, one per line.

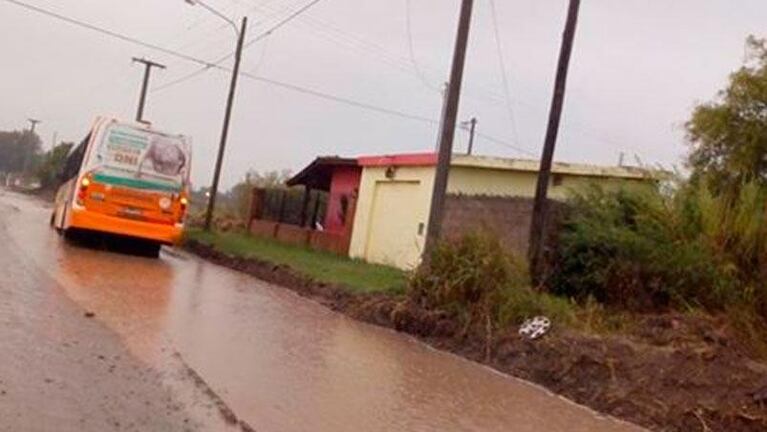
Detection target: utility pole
<box><xmin>132</xmin><ymin>57</ymin><xmax>166</xmax><ymax>123</ymax></box>
<box><xmin>204</xmin><ymin>16</ymin><xmax>248</xmax><ymax>231</ymax></box>
<box><xmin>423</xmin><ymin>0</ymin><xmax>474</xmax><ymax>258</ymax></box>
<box><xmin>27</xmin><ymin>118</ymin><xmax>41</xmax><ymax>134</ymax></box>
<box><xmin>23</xmin><ymin>118</ymin><xmax>41</xmax><ymax>173</ymax></box>
<box><xmin>528</xmin><ymin>0</ymin><xmax>581</xmax><ymax>282</ymax></box>
<box><xmin>463</xmin><ymin>117</ymin><xmax>477</xmax><ymax>155</ymax></box>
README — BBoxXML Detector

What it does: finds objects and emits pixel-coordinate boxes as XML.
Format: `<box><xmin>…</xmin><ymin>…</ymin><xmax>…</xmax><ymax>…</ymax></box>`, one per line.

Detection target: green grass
<box><xmin>185</xmin><ymin>228</ymin><xmax>406</xmax><ymax>295</ymax></box>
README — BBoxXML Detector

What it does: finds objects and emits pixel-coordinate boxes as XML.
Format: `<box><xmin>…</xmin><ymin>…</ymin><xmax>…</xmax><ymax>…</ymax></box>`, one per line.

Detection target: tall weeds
<box><xmin>410</xmin><ymin>232</ymin><xmax>574</xmax><ymax>338</ymax></box>
<box><xmin>550</xmin><ymin>180</ymin><xmax>767</xmax><ymax>316</ymax></box>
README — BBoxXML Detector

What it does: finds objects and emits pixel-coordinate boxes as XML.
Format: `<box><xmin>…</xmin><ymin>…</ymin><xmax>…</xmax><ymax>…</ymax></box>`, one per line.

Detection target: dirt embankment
<box><xmin>185</xmin><ymin>240</ymin><xmax>767</xmax><ymax>432</ymax></box>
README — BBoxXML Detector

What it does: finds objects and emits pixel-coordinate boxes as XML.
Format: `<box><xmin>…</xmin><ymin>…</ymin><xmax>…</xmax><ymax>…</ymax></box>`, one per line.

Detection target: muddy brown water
<box><xmin>0</xmin><ymin>191</ymin><xmax>645</xmax><ymax>432</ymax></box>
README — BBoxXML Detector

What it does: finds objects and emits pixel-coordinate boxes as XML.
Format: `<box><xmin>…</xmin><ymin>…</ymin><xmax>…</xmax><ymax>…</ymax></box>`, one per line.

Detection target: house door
<box><xmin>364</xmin><ymin>181</ymin><xmax>424</xmax><ymax>269</ymax></box>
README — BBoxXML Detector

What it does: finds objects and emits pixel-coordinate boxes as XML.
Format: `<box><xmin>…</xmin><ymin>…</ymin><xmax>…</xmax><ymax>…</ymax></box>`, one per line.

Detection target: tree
<box><xmin>35</xmin><ymin>142</ymin><xmax>73</xmax><ymax>189</ymax></box>
<box><xmin>228</xmin><ymin>169</ymin><xmax>292</xmax><ymax>221</ymax></box>
<box><xmin>687</xmin><ymin>36</ymin><xmax>767</xmax><ymax>193</ymax></box>
<box><xmin>0</xmin><ymin>130</ymin><xmax>41</xmax><ymax>174</ymax></box>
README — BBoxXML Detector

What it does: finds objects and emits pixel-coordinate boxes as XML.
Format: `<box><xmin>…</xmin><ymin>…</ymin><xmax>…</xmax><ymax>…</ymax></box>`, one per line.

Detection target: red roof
<box><xmin>357</xmin><ymin>152</ymin><xmax>437</xmax><ymax>167</ymax></box>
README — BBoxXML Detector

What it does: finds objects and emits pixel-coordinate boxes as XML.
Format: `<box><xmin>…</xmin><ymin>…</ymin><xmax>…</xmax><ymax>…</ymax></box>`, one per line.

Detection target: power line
<box><xmin>0</xmin><ymin>0</ymin><xmax>550</xmax><ymax>159</ymax></box>
<box><xmin>405</xmin><ymin>0</ymin><xmax>439</xmax><ymax>91</ymax></box>
<box><xmin>0</xmin><ymin>0</ymin><xmax>439</xmax><ymax>126</ymax></box>
<box><xmin>241</xmin><ymin>71</ymin><xmax>440</xmax><ymax>124</ymax></box>
<box><xmin>1</xmin><ymin>0</ymin><xmax>217</xmax><ymax>68</ymax></box>
<box><xmin>488</xmin><ymin>0</ymin><xmax>520</xmax><ymax>145</ymax></box>
<box><xmin>153</xmin><ymin>0</ymin><xmax>327</xmax><ymax>92</ymax></box>
<box><xmin>474</xmin><ymin>131</ymin><xmax>536</xmax><ymax>157</ymax></box>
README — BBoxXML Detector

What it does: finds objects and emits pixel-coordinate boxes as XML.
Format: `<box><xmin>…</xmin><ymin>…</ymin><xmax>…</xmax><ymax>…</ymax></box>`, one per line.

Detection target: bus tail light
<box><xmin>178</xmin><ymin>196</ymin><xmax>189</xmax><ymax>222</ymax></box>
<box><xmin>77</xmin><ymin>176</ymin><xmax>91</xmax><ymax>204</ymax></box>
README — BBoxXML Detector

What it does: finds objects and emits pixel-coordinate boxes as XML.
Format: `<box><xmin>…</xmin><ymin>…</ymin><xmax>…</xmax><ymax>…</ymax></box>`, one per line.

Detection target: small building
<box><xmin>250</xmin><ymin>152</ymin><xmax>658</xmax><ymax>270</ymax></box>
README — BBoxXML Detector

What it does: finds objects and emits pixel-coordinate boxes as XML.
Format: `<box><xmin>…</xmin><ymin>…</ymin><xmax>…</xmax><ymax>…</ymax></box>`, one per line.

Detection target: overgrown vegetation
<box><xmin>549</xmin><ymin>181</ymin><xmax>767</xmax><ymax>314</ymax></box>
<box><xmin>409</xmin><ymin>232</ymin><xmax>576</xmax><ymax>334</ymax></box>
<box><xmin>687</xmin><ymin>36</ymin><xmax>767</xmax><ymax>193</ymax></box>
<box><xmin>545</xmin><ymin>37</ymin><xmax>767</xmax><ymax>326</ymax></box>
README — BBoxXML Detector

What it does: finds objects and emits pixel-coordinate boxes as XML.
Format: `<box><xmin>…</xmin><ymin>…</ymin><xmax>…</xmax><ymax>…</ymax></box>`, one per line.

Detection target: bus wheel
<box><xmin>142</xmin><ymin>243</ymin><xmax>161</xmax><ymax>259</ymax></box>
<box><xmin>49</xmin><ymin>212</ymin><xmax>55</xmax><ymax>227</ymax></box>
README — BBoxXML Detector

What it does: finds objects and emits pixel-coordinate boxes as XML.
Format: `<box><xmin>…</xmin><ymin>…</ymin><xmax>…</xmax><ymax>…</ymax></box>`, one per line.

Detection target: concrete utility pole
<box><xmin>204</xmin><ymin>17</ymin><xmax>248</xmax><ymax>232</ymax></box>
<box><xmin>528</xmin><ymin>0</ymin><xmax>581</xmax><ymax>282</ymax></box>
<box><xmin>183</xmin><ymin>0</ymin><xmax>248</xmax><ymax>232</ymax></box>
<box><xmin>423</xmin><ymin>0</ymin><xmax>475</xmax><ymax>258</ymax></box>
<box><xmin>463</xmin><ymin>117</ymin><xmax>477</xmax><ymax>155</ymax></box>
<box><xmin>132</xmin><ymin>57</ymin><xmax>166</xmax><ymax>123</ymax></box>
<box><xmin>23</xmin><ymin>118</ymin><xmax>41</xmax><ymax>172</ymax></box>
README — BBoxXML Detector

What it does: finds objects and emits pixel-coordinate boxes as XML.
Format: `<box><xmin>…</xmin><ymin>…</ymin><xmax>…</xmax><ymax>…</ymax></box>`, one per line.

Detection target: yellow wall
<box><xmin>447</xmin><ymin>166</ymin><xmax>648</xmax><ymax>199</ymax></box>
<box><xmin>349</xmin><ymin>166</ymin><xmax>435</xmax><ymax>269</ymax></box>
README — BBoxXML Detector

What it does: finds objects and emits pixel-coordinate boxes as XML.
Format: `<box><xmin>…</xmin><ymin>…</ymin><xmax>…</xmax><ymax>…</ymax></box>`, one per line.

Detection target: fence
<box><xmin>248</xmin><ymin>187</ymin><xmax>356</xmax><ymax>255</ymax></box>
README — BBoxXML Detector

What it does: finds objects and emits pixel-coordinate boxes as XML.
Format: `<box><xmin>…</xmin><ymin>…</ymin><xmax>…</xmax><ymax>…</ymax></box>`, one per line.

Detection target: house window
<box><xmin>552</xmin><ymin>174</ymin><xmax>564</xmax><ymax>187</ymax></box>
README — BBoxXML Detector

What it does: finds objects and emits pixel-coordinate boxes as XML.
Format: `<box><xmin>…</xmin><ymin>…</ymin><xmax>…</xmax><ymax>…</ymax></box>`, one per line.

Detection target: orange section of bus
<box><xmin>64</xmin><ymin>172</ymin><xmax>189</xmax><ymax>245</ymax></box>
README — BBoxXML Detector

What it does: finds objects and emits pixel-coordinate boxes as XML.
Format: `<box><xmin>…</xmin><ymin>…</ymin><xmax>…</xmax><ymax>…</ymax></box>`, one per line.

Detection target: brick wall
<box><xmin>442</xmin><ymin>194</ymin><xmax>562</xmax><ymax>258</ymax></box>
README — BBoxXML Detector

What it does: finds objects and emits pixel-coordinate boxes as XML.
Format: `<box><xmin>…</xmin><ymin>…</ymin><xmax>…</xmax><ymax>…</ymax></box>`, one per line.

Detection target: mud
<box><xmin>187</xmin><ymin>239</ymin><xmax>767</xmax><ymax>432</ymax></box>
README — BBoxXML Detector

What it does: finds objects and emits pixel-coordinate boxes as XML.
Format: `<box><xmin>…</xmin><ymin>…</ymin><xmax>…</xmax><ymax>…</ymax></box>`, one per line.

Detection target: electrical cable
<box><xmin>488</xmin><ymin>0</ymin><xmax>520</xmax><ymax>145</ymax></box>
<box><xmin>0</xmin><ymin>0</ymin><xmax>551</xmax><ymax>158</ymax></box>
<box><xmin>1</xmin><ymin>0</ymin><xmax>218</xmax><ymax>68</ymax></box>
<box><xmin>405</xmin><ymin>0</ymin><xmax>440</xmax><ymax>91</ymax></box>
<box><xmin>153</xmin><ymin>0</ymin><xmax>326</xmax><ymax>92</ymax></box>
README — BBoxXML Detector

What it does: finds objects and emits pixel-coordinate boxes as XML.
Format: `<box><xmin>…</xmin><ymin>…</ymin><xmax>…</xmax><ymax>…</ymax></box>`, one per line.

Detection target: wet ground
<box><xmin>0</xmin><ymin>190</ymin><xmax>644</xmax><ymax>432</ymax></box>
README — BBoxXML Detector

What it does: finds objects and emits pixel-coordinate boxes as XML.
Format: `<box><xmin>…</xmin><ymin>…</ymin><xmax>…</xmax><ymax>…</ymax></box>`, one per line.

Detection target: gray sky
<box><xmin>1</xmin><ymin>0</ymin><xmax>765</xmax><ymax>188</ymax></box>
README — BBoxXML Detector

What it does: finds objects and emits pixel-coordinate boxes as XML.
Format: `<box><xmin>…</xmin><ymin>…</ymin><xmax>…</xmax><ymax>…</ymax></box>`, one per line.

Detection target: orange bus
<box><xmin>52</xmin><ymin>117</ymin><xmax>192</xmax><ymax>257</ymax></box>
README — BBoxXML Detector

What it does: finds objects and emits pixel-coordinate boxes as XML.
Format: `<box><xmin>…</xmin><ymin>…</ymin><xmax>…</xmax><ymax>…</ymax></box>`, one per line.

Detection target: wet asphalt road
<box><xmin>0</xmin><ymin>190</ymin><xmax>644</xmax><ymax>432</ymax></box>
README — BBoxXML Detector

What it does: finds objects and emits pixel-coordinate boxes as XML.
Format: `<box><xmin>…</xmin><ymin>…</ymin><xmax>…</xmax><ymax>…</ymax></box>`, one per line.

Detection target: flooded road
<box><xmin>0</xmin><ymin>190</ymin><xmax>644</xmax><ymax>432</ymax></box>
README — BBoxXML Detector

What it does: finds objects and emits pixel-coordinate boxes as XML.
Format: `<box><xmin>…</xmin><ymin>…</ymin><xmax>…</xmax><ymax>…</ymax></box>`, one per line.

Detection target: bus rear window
<box><xmin>88</xmin><ymin>124</ymin><xmax>190</xmax><ymax>192</ymax></box>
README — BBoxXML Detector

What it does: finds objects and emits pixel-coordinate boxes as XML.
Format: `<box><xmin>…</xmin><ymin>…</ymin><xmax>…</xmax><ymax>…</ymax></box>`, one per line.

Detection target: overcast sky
<box><xmin>1</xmin><ymin>0</ymin><xmax>765</xmax><ymax>188</ymax></box>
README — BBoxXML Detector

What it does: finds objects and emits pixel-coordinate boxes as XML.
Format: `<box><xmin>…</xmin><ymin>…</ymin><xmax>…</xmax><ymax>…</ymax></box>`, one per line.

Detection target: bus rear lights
<box><xmin>159</xmin><ymin>197</ymin><xmax>172</xmax><ymax>210</ymax></box>
<box><xmin>178</xmin><ymin>196</ymin><xmax>189</xmax><ymax>222</ymax></box>
<box><xmin>77</xmin><ymin>176</ymin><xmax>91</xmax><ymax>204</ymax></box>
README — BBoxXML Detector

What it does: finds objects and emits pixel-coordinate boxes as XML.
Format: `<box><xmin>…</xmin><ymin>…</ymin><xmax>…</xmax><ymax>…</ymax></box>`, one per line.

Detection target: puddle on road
<box><xmin>5</xmin><ymin>194</ymin><xmax>643</xmax><ymax>432</ymax></box>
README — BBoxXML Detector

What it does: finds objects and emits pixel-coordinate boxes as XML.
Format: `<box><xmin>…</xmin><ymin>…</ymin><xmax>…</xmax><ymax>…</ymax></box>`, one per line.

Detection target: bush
<box><xmin>549</xmin><ymin>181</ymin><xmax>767</xmax><ymax>314</ymax></box>
<box><xmin>409</xmin><ymin>232</ymin><xmax>526</xmax><ymax>326</ymax></box>
<box><xmin>410</xmin><ymin>232</ymin><xmax>576</xmax><ymax>335</ymax></box>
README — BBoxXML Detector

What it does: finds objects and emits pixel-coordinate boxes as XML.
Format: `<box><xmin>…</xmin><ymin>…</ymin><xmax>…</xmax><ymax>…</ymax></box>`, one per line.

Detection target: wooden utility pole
<box><xmin>529</xmin><ymin>0</ymin><xmax>581</xmax><ymax>282</ymax></box>
<box><xmin>132</xmin><ymin>57</ymin><xmax>166</xmax><ymax>123</ymax></box>
<box><xmin>423</xmin><ymin>0</ymin><xmax>475</xmax><ymax>258</ymax></box>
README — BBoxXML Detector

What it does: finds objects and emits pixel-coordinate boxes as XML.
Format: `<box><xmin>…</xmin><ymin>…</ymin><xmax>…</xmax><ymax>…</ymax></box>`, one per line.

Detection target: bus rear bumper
<box><xmin>68</xmin><ymin>208</ymin><xmax>183</xmax><ymax>245</ymax></box>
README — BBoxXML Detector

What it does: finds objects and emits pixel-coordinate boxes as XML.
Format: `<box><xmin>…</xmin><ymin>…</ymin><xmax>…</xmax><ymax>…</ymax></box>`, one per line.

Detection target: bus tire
<box><xmin>62</xmin><ymin>229</ymin><xmax>75</xmax><ymax>241</ymax></box>
<box><xmin>49</xmin><ymin>212</ymin><xmax>55</xmax><ymax>228</ymax></box>
<box><xmin>143</xmin><ymin>243</ymin><xmax>161</xmax><ymax>259</ymax></box>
